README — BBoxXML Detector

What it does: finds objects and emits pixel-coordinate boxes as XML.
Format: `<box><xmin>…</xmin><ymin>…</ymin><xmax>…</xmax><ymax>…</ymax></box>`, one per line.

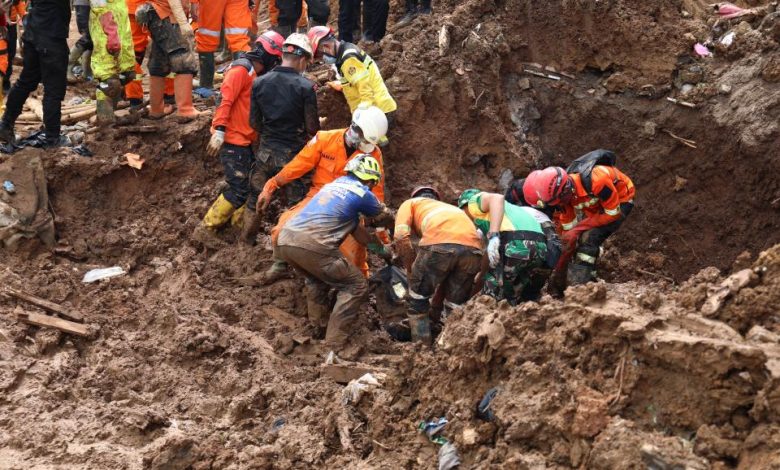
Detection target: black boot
<box><xmin>0</xmin><ymin>121</ymin><xmax>15</xmax><ymax>145</ymax></box>
<box><xmin>567</xmin><ymin>262</ymin><xmax>595</xmax><ymax>285</ymax></box>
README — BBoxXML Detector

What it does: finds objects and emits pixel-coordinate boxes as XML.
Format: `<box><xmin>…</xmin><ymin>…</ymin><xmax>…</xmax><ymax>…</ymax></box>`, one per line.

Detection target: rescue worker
<box><xmin>307</xmin><ymin>26</ymin><xmax>396</xmax><ymax>128</ymax></box>
<box><xmin>396</xmin><ymin>0</ymin><xmax>431</xmax><ymax>27</ymax></box>
<box><xmin>0</xmin><ymin>11</ymin><xmax>10</xmax><ymax>111</ymax></box>
<box><xmin>192</xmin><ymin>31</ymin><xmax>285</xmax><ymax>247</ymax></box>
<box><xmin>276</xmin><ymin>155</ymin><xmax>390</xmax><ymax>346</ymax></box>
<box><xmin>268</xmin><ymin>0</ymin><xmax>308</xmax><ymax>37</ymax></box>
<box><xmin>257</xmin><ymin>106</ymin><xmax>388</xmax><ymax>283</ymax></box>
<box><xmin>242</xmin><ymin>32</ymin><xmax>319</xmax><ymax>243</ymax></box>
<box><xmin>67</xmin><ymin>0</ymin><xmax>92</xmax><ymax>83</ymax></box>
<box><xmin>89</xmin><ymin>0</ymin><xmax>136</xmax><ymax>126</ymax></box>
<box><xmin>133</xmin><ymin>0</ymin><xmax>199</xmax><ymax>121</ymax></box>
<box><xmin>0</xmin><ymin>0</ymin><xmax>71</xmax><ymax>148</ymax></box>
<box><xmin>458</xmin><ymin>189</ymin><xmax>561</xmax><ymax>304</ymax></box>
<box><xmin>390</xmin><ymin>186</ymin><xmax>483</xmax><ymax>343</ymax></box>
<box><xmin>190</xmin><ymin>0</ymin><xmax>252</xmax><ymax>98</ymax></box>
<box><xmin>124</xmin><ymin>0</ymin><xmax>175</xmax><ymax>109</ymax></box>
<box><xmin>523</xmin><ymin>149</ymin><xmax>635</xmax><ymax>286</ymax></box>
<box><xmin>4</xmin><ymin>0</ymin><xmax>26</xmax><ymax>92</ymax></box>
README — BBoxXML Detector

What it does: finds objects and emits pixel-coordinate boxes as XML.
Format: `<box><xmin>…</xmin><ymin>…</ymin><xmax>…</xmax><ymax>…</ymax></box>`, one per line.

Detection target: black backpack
<box><xmin>566</xmin><ymin>149</ymin><xmax>617</xmax><ymax>195</ymax></box>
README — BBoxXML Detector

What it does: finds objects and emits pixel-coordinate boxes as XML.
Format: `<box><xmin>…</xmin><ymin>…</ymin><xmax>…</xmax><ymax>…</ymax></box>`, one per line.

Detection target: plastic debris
<box><xmin>476</xmin><ymin>387</ymin><xmax>500</xmax><ymax>421</ymax></box>
<box><xmin>71</xmin><ymin>145</ymin><xmax>94</xmax><ymax>157</ymax></box>
<box><xmin>3</xmin><ymin>180</ymin><xmax>15</xmax><ymax>194</ymax></box>
<box><xmin>720</xmin><ymin>31</ymin><xmax>735</xmax><ymax>46</ymax></box>
<box><xmin>82</xmin><ymin>266</ymin><xmax>126</xmax><ymax>283</ymax></box>
<box><xmin>418</xmin><ymin>417</ymin><xmax>449</xmax><ymax>445</ymax></box>
<box><xmin>271</xmin><ymin>417</ymin><xmax>286</xmax><ymax>432</ymax></box>
<box><xmin>325</xmin><ymin>350</ymin><xmax>337</xmax><ymax>365</ymax></box>
<box><xmin>714</xmin><ymin>2</ymin><xmax>755</xmax><ymax>19</ymax></box>
<box><xmin>694</xmin><ymin>43</ymin><xmax>712</xmax><ymax>57</ymax></box>
<box><xmin>193</xmin><ymin>87</ymin><xmax>216</xmax><ymax>99</ymax></box>
<box><xmin>342</xmin><ymin>372</ymin><xmax>385</xmax><ymax>404</ymax></box>
<box><xmin>438</xmin><ymin>442</ymin><xmax>461</xmax><ymax>470</ymax></box>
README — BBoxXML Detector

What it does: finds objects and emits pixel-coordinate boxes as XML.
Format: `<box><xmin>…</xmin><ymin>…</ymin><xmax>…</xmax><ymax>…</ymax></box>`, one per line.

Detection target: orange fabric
<box><xmin>211</xmin><ymin>63</ymin><xmax>256</xmax><ymax>146</ymax></box>
<box><xmin>128</xmin><ymin>12</ymin><xmax>149</xmax><ymax>52</ymax></box>
<box><xmin>125</xmin><ymin>62</ymin><xmax>144</xmax><ymax>100</ymax></box>
<box><xmin>250</xmin><ymin>2</ymin><xmax>261</xmax><ymax>36</ymax></box>
<box><xmin>275</xmin><ymin>129</ymin><xmax>385</xmax><ymax>202</ymax></box>
<box><xmin>269</xmin><ymin>0</ymin><xmax>309</xmax><ymax>27</ymax></box>
<box><xmin>164</xmin><ymin>76</ymin><xmax>174</xmax><ymax>96</ymax></box>
<box><xmin>556</xmin><ymin>165</ymin><xmax>635</xmax><ymax>230</ymax></box>
<box><xmin>9</xmin><ymin>2</ymin><xmax>26</xmax><ymax>23</ymax></box>
<box><xmin>195</xmin><ymin>0</ymin><xmax>251</xmax><ymax>53</ymax></box>
<box><xmin>150</xmin><ymin>0</ymin><xmax>190</xmax><ymax>20</ymax></box>
<box><xmin>125</xmin><ymin>0</ymin><xmax>145</xmax><ymax>15</ymax></box>
<box><xmin>394</xmin><ymin>198</ymin><xmax>483</xmax><ymax>250</ymax></box>
<box><xmin>0</xmin><ymin>38</ymin><xmax>8</xmax><ymax>76</ymax></box>
<box><xmin>272</xmin><ymin>196</ymin><xmax>370</xmax><ymax>277</ymax></box>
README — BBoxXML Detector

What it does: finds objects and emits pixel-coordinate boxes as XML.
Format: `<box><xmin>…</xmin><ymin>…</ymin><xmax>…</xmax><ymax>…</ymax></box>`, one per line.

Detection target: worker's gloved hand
<box><xmin>207</xmin><ymin>130</ymin><xmax>225</xmax><ymax>157</ymax></box>
<box><xmin>326</xmin><ymin>81</ymin><xmax>343</xmax><ymax>92</ymax></box>
<box><xmin>367</xmin><ymin>242</ymin><xmax>393</xmax><ymax>261</ymax></box>
<box><xmin>256</xmin><ymin>178</ymin><xmax>280</xmax><ymax>213</ymax></box>
<box><xmin>99</xmin><ymin>12</ymin><xmax>121</xmax><ymax>56</ymax></box>
<box><xmin>487</xmin><ymin>232</ymin><xmax>501</xmax><ymax>268</ymax></box>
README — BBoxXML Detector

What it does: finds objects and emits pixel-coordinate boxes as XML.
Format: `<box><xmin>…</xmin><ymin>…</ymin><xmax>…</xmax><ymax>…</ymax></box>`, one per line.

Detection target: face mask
<box><xmin>323</xmin><ymin>54</ymin><xmax>338</xmax><ymax>64</ymax></box>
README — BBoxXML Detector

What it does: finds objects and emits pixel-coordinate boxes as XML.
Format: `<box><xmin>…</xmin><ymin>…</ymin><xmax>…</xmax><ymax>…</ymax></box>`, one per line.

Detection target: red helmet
<box><xmin>307</xmin><ymin>26</ymin><xmax>335</xmax><ymax>57</ymax></box>
<box><xmin>411</xmin><ymin>185</ymin><xmax>441</xmax><ymax>200</ymax></box>
<box><xmin>256</xmin><ymin>30</ymin><xmax>285</xmax><ymax>57</ymax></box>
<box><xmin>523</xmin><ymin>167</ymin><xmax>571</xmax><ymax>208</ymax></box>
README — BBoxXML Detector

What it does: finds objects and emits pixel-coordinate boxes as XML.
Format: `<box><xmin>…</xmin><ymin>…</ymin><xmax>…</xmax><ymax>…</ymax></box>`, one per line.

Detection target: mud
<box><xmin>1</xmin><ymin>1</ymin><xmax>780</xmax><ymax>468</ymax></box>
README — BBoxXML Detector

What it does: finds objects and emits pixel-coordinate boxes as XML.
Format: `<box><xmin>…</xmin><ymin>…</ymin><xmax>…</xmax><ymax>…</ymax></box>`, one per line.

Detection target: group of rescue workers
<box><xmin>0</xmin><ymin>0</ymin><xmax>636</xmax><ymax>349</ymax></box>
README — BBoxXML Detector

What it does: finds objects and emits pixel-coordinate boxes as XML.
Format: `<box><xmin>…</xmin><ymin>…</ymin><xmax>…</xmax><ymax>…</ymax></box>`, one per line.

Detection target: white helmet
<box><xmin>351</xmin><ymin>106</ymin><xmax>388</xmax><ymax>145</ymax></box>
<box><xmin>283</xmin><ymin>33</ymin><xmax>313</xmax><ymax>58</ymax></box>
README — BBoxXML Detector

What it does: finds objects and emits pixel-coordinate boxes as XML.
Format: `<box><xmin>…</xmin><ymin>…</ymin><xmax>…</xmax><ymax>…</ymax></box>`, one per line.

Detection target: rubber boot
<box><xmin>0</xmin><ymin>120</ymin><xmax>15</xmax><ymax>145</ymax></box>
<box><xmin>95</xmin><ymin>90</ymin><xmax>116</xmax><ymax>126</ymax></box>
<box><xmin>239</xmin><ymin>209</ymin><xmax>262</xmax><ymax>245</ymax></box>
<box><xmin>203</xmin><ymin>194</ymin><xmax>236</xmax><ymax>229</ymax></box>
<box><xmin>263</xmin><ymin>260</ymin><xmax>290</xmax><ymax>285</ymax></box>
<box><xmin>407</xmin><ymin>312</ymin><xmax>432</xmax><ymax>345</ymax></box>
<box><xmin>230</xmin><ymin>204</ymin><xmax>246</xmax><ymax>228</ymax></box>
<box><xmin>173</xmin><ymin>74</ymin><xmax>200</xmax><ymax>122</ymax></box>
<box><xmin>67</xmin><ymin>44</ymin><xmax>85</xmax><ymax>83</ymax></box>
<box><xmin>82</xmin><ymin>50</ymin><xmax>93</xmax><ymax>81</ymax></box>
<box><xmin>567</xmin><ymin>262</ymin><xmax>595</xmax><ymax>285</ymax></box>
<box><xmin>194</xmin><ymin>53</ymin><xmax>216</xmax><ymax>98</ymax></box>
<box><xmin>148</xmin><ymin>76</ymin><xmax>171</xmax><ymax>119</ymax></box>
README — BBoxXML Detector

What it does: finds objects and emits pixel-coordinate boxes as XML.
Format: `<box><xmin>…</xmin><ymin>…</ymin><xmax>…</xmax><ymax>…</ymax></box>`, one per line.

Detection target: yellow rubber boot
<box><xmin>203</xmin><ymin>194</ymin><xmax>236</xmax><ymax>229</ymax></box>
<box><xmin>230</xmin><ymin>204</ymin><xmax>246</xmax><ymax>229</ymax></box>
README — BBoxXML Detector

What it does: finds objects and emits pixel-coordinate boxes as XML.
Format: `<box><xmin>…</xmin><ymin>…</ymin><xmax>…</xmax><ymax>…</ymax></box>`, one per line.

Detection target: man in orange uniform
<box><xmin>192</xmin><ymin>31</ymin><xmax>285</xmax><ymax>246</ymax></box>
<box><xmin>4</xmin><ymin>1</ymin><xmax>25</xmax><ymax>92</ymax></box>
<box><xmin>124</xmin><ymin>0</ymin><xmax>174</xmax><ymax>109</ymax></box>
<box><xmin>0</xmin><ymin>11</ymin><xmax>9</xmax><ymax>111</ymax></box>
<box><xmin>523</xmin><ymin>149</ymin><xmax>635</xmax><ymax>285</ymax></box>
<box><xmin>190</xmin><ymin>0</ymin><xmax>251</xmax><ymax>97</ymax></box>
<box><xmin>390</xmin><ymin>186</ymin><xmax>484</xmax><ymax>343</ymax></box>
<box><xmin>256</xmin><ymin>105</ymin><xmax>388</xmax><ymax>281</ymax></box>
<box><xmin>134</xmin><ymin>0</ymin><xmax>199</xmax><ymax>120</ymax></box>
<box><xmin>268</xmin><ymin>0</ymin><xmax>306</xmax><ymax>37</ymax></box>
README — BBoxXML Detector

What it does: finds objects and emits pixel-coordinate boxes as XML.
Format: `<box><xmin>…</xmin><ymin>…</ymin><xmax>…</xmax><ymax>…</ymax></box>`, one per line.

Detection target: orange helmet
<box><xmin>307</xmin><ymin>25</ymin><xmax>335</xmax><ymax>57</ymax></box>
<box><xmin>523</xmin><ymin>167</ymin><xmax>572</xmax><ymax>208</ymax></box>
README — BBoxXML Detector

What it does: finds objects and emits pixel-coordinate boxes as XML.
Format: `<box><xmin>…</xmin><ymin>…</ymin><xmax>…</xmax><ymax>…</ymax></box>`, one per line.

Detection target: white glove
<box><xmin>207</xmin><ymin>130</ymin><xmax>225</xmax><ymax>157</ymax></box>
<box><xmin>487</xmin><ymin>233</ymin><xmax>501</xmax><ymax>268</ymax></box>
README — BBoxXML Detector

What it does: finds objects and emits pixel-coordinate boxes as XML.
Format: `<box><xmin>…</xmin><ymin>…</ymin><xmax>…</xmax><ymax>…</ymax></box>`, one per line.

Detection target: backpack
<box><xmin>566</xmin><ymin>149</ymin><xmax>617</xmax><ymax>195</ymax></box>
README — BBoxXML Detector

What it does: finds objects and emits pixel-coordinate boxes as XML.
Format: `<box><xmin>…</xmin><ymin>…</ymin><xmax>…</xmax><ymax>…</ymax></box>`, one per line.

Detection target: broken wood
<box><xmin>264</xmin><ymin>305</ymin><xmax>306</xmax><ymax>329</ymax></box>
<box><xmin>666</xmin><ymin>96</ymin><xmax>698</xmax><ymax>108</ymax></box>
<box><xmin>25</xmin><ymin>97</ymin><xmax>44</xmax><ymax>121</ymax></box>
<box><xmin>523</xmin><ymin>68</ymin><xmax>561</xmax><ymax>81</ymax></box>
<box><xmin>61</xmin><ymin>107</ymin><xmax>97</xmax><ymax>126</ymax></box>
<box><xmin>636</xmin><ymin>268</ymin><xmax>675</xmax><ymax>283</ymax></box>
<box><xmin>16</xmin><ymin>311</ymin><xmax>89</xmax><ymax>337</ymax></box>
<box><xmin>321</xmin><ymin>362</ymin><xmax>391</xmax><ymax>384</ymax></box>
<box><xmin>4</xmin><ymin>288</ymin><xmax>84</xmax><ymax>322</ymax></box>
<box><xmin>124</xmin><ymin>125</ymin><xmax>158</xmax><ymax>133</ymax></box>
<box><xmin>663</xmin><ymin>129</ymin><xmax>697</xmax><ymax>148</ymax></box>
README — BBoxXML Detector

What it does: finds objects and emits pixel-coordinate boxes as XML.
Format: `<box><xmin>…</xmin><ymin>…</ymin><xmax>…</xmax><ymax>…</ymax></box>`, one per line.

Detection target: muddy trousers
<box><xmin>277</xmin><ymin>244</ymin><xmax>368</xmax><ymax>345</ymax></box>
<box><xmin>75</xmin><ymin>5</ymin><xmax>94</xmax><ymax>51</ymax></box>
<box><xmin>146</xmin><ymin>12</ymin><xmax>198</xmax><ymax>77</ymax></box>
<box><xmin>408</xmin><ymin>243</ymin><xmax>482</xmax><ymax>314</ymax></box>
<box><xmin>247</xmin><ymin>145</ymin><xmax>307</xmax><ymax>212</ymax></box>
<box><xmin>220</xmin><ymin>144</ymin><xmax>254</xmax><ymax>208</ymax></box>
<box><xmin>570</xmin><ymin>202</ymin><xmax>634</xmax><ymax>284</ymax></box>
<box><xmin>3</xmin><ymin>38</ymin><xmax>68</xmax><ymax>139</ymax></box>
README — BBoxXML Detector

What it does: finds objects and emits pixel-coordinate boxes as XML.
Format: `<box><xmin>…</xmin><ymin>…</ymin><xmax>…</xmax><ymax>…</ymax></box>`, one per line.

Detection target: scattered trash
<box><xmin>82</xmin><ymin>266</ymin><xmax>126</xmax><ymax>283</ymax></box>
<box><xmin>271</xmin><ymin>417</ymin><xmax>286</xmax><ymax>432</ymax></box>
<box><xmin>193</xmin><ymin>87</ymin><xmax>216</xmax><ymax>99</ymax></box>
<box><xmin>438</xmin><ymin>442</ymin><xmax>461</xmax><ymax>470</ymax></box>
<box><xmin>122</xmin><ymin>152</ymin><xmax>145</xmax><ymax>170</ymax></box>
<box><xmin>71</xmin><ymin>145</ymin><xmax>94</xmax><ymax>157</ymax></box>
<box><xmin>666</xmin><ymin>97</ymin><xmax>698</xmax><ymax>109</ymax></box>
<box><xmin>3</xmin><ymin>180</ymin><xmax>15</xmax><ymax>194</ymax></box>
<box><xmin>438</xmin><ymin>24</ymin><xmax>451</xmax><ymax>57</ymax></box>
<box><xmin>701</xmin><ymin>268</ymin><xmax>757</xmax><ymax>315</ymax></box>
<box><xmin>418</xmin><ymin>417</ymin><xmax>449</xmax><ymax>445</ymax></box>
<box><xmin>476</xmin><ymin>387</ymin><xmax>500</xmax><ymax>421</ymax></box>
<box><xmin>720</xmin><ymin>31</ymin><xmax>735</xmax><ymax>46</ymax></box>
<box><xmin>342</xmin><ymin>372</ymin><xmax>385</xmax><ymax>404</ymax></box>
<box><xmin>67</xmin><ymin>97</ymin><xmax>88</xmax><ymax>106</ymax></box>
<box><xmin>713</xmin><ymin>2</ymin><xmax>762</xmax><ymax>20</ymax></box>
<box><xmin>523</xmin><ymin>68</ymin><xmax>561</xmax><ymax>81</ymax></box>
<box><xmin>325</xmin><ymin>350</ymin><xmax>338</xmax><ymax>365</ymax></box>
<box><xmin>693</xmin><ymin>43</ymin><xmax>712</xmax><ymax>57</ymax></box>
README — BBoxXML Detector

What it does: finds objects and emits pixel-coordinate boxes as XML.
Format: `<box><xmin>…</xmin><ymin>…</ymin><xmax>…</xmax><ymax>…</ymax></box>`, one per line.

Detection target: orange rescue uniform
<box><xmin>269</xmin><ymin>0</ymin><xmax>309</xmax><ymax>28</ymax></box>
<box><xmin>125</xmin><ymin>0</ymin><xmax>175</xmax><ymax>102</ymax></box>
<box><xmin>556</xmin><ymin>165</ymin><xmax>635</xmax><ymax>231</ymax></box>
<box><xmin>9</xmin><ymin>1</ymin><xmax>26</xmax><ymax>23</ymax></box>
<box><xmin>394</xmin><ymin>198</ymin><xmax>483</xmax><ymax>250</ymax></box>
<box><xmin>211</xmin><ymin>62</ymin><xmax>256</xmax><ymax>146</ymax></box>
<box><xmin>271</xmin><ymin>129</ymin><xmax>384</xmax><ymax>276</ymax></box>
<box><xmin>191</xmin><ymin>0</ymin><xmax>251</xmax><ymax>53</ymax></box>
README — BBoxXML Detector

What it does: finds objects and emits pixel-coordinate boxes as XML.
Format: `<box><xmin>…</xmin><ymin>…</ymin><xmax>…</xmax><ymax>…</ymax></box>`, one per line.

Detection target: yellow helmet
<box><xmin>346</xmin><ymin>154</ymin><xmax>382</xmax><ymax>183</ymax></box>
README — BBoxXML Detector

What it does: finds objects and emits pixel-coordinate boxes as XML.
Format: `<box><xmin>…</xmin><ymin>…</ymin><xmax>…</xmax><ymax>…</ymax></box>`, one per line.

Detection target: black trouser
<box><xmin>277</xmin><ymin>0</ymin><xmax>304</xmax><ymax>30</ymax></box>
<box><xmin>338</xmin><ymin>0</ymin><xmax>359</xmax><ymax>42</ymax></box>
<box><xmin>219</xmin><ymin>144</ymin><xmax>254</xmax><ymax>208</ymax></box>
<box><xmin>363</xmin><ymin>0</ymin><xmax>388</xmax><ymax>41</ymax></box>
<box><xmin>307</xmin><ymin>0</ymin><xmax>331</xmax><ymax>25</ymax></box>
<box><xmin>4</xmin><ymin>25</ymin><xmax>17</xmax><ymax>90</ymax></box>
<box><xmin>574</xmin><ymin>202</ymin><xmax>634</xmax><ymax>269</ymax></box>
<box><xmin>75</xmin><ymin>5</ymin><xmax>93</xmax><ymax>51</ymax></box>
<box><xmin>3</xmin><ymin>38</ymin><xmax>68</xmax><ymax>138</ymax></box>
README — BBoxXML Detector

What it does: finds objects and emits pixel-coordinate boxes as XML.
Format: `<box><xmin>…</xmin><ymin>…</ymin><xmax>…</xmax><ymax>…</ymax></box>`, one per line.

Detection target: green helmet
<box><xmin>457</xmin><ymin>188</ymin><xmax>481</xmax><ymax>208</ymax></box>
<box><xmin>346</xmin><ymin>154</ymin><xmax>382</xmax><ymax>183</ymax></box>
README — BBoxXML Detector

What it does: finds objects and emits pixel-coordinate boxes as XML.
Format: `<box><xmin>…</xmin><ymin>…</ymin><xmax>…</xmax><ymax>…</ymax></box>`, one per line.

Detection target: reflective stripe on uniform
<box><xmin>604</xmin><ymin>206</ymin><xmax>621</xmax><ymax>216</ymax></box>
<box><xmin>225</xmin><ymin>27</ymin><xmax>249</xmax><ymax>35</ymax></box>
<box><xmin>395</xmin><ymin>224</ymin><xmax>411</xmax><ymax>233</ymax></box>
<box><xmin>198</xmin><ymin>28</ymin><xmax>221</xmax><ymax>37</ymax></box>
<box><xmin>574</xmin><ymin>197</ymin><xmax>600</xmax><ymax>210</ymax></box>
<box><xmin>576</xmin><ymin>252</ymin><xmax>597</xmax><ymax>264</ymax></box>
<box><xmin>561</xmin><ymin>220</ymin><xmax>576</xmax><ymax>230</ymax></box>
<box><xmin>408</xmin><ymin>289</ymin><xmax>427</xmax><ymax>300</ymax></box>
<box><xmin>443</xmin><ymin>300</ymin><xmax>459</xmax><ymax>310</ymax></box>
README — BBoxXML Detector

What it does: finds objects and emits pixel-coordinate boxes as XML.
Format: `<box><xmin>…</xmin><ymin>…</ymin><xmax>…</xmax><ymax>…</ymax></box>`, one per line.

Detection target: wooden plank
<box><xmin>25</xmin><ymin>97</ymin><xmax>44</xmax><ymax>121</ymax></box>
<box><xmin>17</xmin><ymin>311</ymin><xmax>89</xmax><ymax>337</ymax></box>
<box><xmin>264</xmin><ymin>306</ymin><xmax>306</xmax><ymax>329</ymax></box>
<box><xmin>320</xmin><ymin>363</ymin><xmax>391</xmax><ymax>384</ymax></box>
<box><xmin>5</xmin><ymin>288</ymin><xmax>84</xmax><ymax>322</ymax></box>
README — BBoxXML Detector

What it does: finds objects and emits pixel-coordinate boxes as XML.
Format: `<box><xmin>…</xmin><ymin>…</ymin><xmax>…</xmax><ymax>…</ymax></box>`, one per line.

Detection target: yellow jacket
<box><xmin>336</xmin><ymin>43</ymin><xmax>397</xmax><ymax>114</ymax></box>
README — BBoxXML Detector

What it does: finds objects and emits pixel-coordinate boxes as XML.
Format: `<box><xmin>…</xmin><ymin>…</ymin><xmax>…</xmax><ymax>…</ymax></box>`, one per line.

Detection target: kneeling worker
<box><xmin>458</xmin><ymin>189</ymin><xmax>561</xmax><ymax>304</ymax></box>
<box><xmin>276</xmin><ymin>155</ymin><xmax>390</xmax><ymax>346</ymax></box>
<box><xmin>392</xmin><ymin>186</ymin><xmax>484</xmax><ymax>343</ymax></box>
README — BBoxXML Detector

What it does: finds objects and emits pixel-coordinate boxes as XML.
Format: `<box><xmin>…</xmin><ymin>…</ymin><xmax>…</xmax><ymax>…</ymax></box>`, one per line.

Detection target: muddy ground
<box><xmin>1</xmin><ymin>0</ymin><xmax>780</xmax><ymax>468</ymax></box>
